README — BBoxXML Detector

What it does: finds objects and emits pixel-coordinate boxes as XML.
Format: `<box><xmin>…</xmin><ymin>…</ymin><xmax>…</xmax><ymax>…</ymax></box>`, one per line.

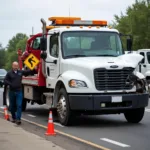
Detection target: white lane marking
<box><xmin>0</xmin><ymin>106</ymin><xmax>4</xmax><ymax>109</ymax></box>
<box><xmin>145</xmin><ymin>108</ymin><xmax>150</xmax><ymax>112</ymax></box>
<box><xmin>54</xmin><ymin>122</ymin><xmax>64</xmax><ymax>127</ymax></box>
<box><xmin>27</xmin><ymin>114</ymin><xmax>64</xmax><ymax>127</ymax></box>
<box><xmin>100</xmin><ymin>138</ymin><xmax>130</xmax><ymax>148</ymax></box>
<box><xmin>27</xmin><ymin>114</ymin><xmax>36</xmax><ymax>118</ymax></box>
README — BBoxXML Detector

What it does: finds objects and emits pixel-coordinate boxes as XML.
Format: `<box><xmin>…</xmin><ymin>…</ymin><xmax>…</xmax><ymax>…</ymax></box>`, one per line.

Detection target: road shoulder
<box><xmin>0</xmin><ymin>117</ymin><xmax>66</xmax><ymax>150</ymax></box>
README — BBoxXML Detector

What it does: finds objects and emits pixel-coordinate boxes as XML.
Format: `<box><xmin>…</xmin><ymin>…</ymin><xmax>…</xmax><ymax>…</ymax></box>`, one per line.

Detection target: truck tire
<box><xmin>124</xmin><ymin>108</ymin><xmax>145</xmax><ymax>123</ymax></box>
<box><xmin>22</xmin><ymin>98</ymin><xmax>27</xmax><ymax>112</ymax></box>
<box><xmin>22</xmin><ymin>85</ymin><xmax>27</xmax><ymax>111</ymax></box>
<box><xmin>57</xmin><ymin>88</ymin><xmax>73</xmax><ymax>126</ymax></box>
<box><xmin>3</xmin><ymin>86</ymin><xmax>12</xmax><ymax>111</ymax></box>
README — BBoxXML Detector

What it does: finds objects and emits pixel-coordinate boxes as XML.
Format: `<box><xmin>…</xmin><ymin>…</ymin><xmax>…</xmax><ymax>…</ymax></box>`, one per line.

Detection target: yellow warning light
<box><xmin>48</xmin><ymin>16</ymin><xmax>81</xmax><ymax>21</ymax></box>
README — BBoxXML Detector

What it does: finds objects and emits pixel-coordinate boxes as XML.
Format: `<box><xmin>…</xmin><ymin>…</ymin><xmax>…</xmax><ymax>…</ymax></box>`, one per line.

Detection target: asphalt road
<box><xmin>0</xmin><ymin>88</ymin><xmax>150</xmax><ymax>150</ymax></box>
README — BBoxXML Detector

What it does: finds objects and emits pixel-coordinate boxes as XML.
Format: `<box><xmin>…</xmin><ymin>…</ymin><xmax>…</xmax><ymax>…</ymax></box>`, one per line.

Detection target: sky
<box><xmin>0</xmin><ymin>0</ymin><xmax>135</xmax><ymax>48</ymax></box>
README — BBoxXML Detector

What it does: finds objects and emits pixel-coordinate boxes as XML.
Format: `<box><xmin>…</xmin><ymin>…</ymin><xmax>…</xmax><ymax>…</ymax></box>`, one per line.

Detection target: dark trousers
<box><xmin>9</xmin><ymin>90</ymin><xmax>23</xmax><ymax>120</ymax></box>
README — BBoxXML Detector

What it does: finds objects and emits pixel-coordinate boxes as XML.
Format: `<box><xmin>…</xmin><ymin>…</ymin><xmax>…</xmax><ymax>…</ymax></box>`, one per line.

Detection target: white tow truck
<box><xmin>4</xmin><ymin>16</ymin><xmax>149</xmax><ymax>126</ymax></box>
<box><xmin>39</xmin><ymin>17</ymin><xmax>149</xmax><ymax>125</ymax></box>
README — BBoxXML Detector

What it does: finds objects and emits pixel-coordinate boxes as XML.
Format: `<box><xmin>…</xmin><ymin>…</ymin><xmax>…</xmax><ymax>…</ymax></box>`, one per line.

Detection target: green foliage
<box><xmin>7</xmin><ymin>33</ymin><xmax>28</xmax><ymax>52</ymax></box>
<box><xmin>113</xmin><ymin>0</ymin><xmax>150</xmax><ymax>50</ymax></box>
<box><xmin>4</xmin><ymin>51</ymin><xmax>18</xmax><ymax>70</ymax></box>
<box><xmin>4</xmin><ymin>33</ymin><xmax>28</xmax><ymax>70</ymax></box>
<box><xmin>0</xmin><ymin>43</ymin><xmax>6</xmax><ymax>68</ymax></box>
<box><xmin>16</xmin><ymin>37</ymin><xmax>28</xmax><ymax>51</ymax></box>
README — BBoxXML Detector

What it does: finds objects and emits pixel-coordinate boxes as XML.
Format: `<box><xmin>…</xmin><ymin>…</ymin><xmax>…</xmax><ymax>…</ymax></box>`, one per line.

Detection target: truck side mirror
<box><xmin>40</xmin><ymin>52</ymin><xmax>47</xmax><ymax>60</ymax></box>
<box><xmin>127</xmin><ymin>38</ymin><xmax>132</xmax><ymax>51</ymax></box>
<box><xmin>40</xmin><ymin>37</ymin><xmax>47</xmax><ymax>51</ymax></box>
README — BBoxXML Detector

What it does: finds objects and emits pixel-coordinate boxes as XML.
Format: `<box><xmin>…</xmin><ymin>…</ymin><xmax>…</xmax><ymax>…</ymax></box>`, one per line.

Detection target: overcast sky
<box><xmin>0</xmin><ymin>0</ymin><xmax>135</xmax><ymax>48</ymax></box>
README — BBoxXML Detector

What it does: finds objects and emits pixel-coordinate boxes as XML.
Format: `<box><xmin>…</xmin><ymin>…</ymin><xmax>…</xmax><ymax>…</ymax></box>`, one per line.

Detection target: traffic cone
<box><xmin>45</xmin><ymin>111</ymin><xmax>56</xmax><ymax>136</ymax></box>
<box><xmin>4</xmin><ymin>106</ymin><xmax>10</xmax><ymax>121</ymax></box>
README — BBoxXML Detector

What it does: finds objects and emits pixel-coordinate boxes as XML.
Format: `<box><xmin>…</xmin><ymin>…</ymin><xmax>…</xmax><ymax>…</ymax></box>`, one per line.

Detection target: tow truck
<box><xmin>4</xmin><ymin>16</ymin><xmax>149</xmax><ymax>126</ymax></box>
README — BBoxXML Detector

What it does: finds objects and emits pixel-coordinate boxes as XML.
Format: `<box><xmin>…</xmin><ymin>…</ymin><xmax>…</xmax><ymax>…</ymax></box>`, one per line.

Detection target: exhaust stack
<box><xmin>41</xmin><ymin>18</ymin><xmax>46</xmax><ymax>37</ymax></box>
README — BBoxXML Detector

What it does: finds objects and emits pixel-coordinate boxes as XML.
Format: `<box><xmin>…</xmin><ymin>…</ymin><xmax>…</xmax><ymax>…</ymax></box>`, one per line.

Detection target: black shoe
<box><xmin>16</xmin><ymin>120</ymin><xmax>21</xmax><ymax>125</ymax></box>
<box><xmin>11</xmin><ymin>119</ymin><xmax>16</xmax><ymax>123</ymax></box>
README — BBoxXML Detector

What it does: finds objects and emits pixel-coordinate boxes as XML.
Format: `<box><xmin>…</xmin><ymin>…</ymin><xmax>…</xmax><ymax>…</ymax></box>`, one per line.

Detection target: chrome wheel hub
<box><xmin>57</xmin><ymin>95</ymin><xmax>67</xmax><ymax>119</ymax></box>
<box><xmin>6</xmin><ymin>90</ymin><xmax>9</xmax><ymax>107</ymax></box>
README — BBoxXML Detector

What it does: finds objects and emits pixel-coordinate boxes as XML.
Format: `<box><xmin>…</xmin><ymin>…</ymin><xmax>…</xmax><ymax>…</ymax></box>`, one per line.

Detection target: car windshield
<box><xmin>61</xmin><ymin>31</ymin><xmax>123</xmax><ymax>58</ymax></box>
<box><xmin>0</xmin><ymin>69</ymin><xmax>7</xmax><ymax>75</ymax></box>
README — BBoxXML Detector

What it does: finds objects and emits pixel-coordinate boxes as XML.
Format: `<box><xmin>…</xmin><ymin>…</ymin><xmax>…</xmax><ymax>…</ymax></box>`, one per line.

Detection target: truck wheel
<box><xmin>4</xmin><ymin>87</ymin><xmax>11</xmax><ymax>111</ymax></box>
<box><xmin>22</xmin><ymin>98</ymin><xmax>27</xmax><ymax>112</ymax></box>
<box><xmin>22</xmin><ymin>86</ymin><xmax>27</xmax><ymax>111</ymax></box>
<box><xmin>124</xmin><ymin>108</ymin><xmax>145</xmax><ymax>123</ymax></box>
<box><xmin>147</xmin><ymin>79</ymin><xmax>150</xmax><ymax>85</ymax></box>
<box><xmin>57</xmin><ymin>88</ymin><xmax>73</xmax><ymax>126</ymax></box>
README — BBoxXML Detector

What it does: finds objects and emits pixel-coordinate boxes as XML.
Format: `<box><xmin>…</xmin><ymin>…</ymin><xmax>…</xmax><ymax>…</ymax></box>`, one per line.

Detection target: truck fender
<box><xmin>53</xmin><ymin>71</ymin><xmax>93</xmax><ymax>107</ymax></box>
<box><xmin>134</xmin><ymin>71</ymin><xmax>145</xmax><ymax>79</ymax></box>
<box><xmin>57</xmin><ymin>70</ymin><xmax>93</xmax><ymax>90</ymax></box>
<box><xmin>145</xmin><ymin>71</ymin><xmax>150</xmax><ymax>78</ymax></box>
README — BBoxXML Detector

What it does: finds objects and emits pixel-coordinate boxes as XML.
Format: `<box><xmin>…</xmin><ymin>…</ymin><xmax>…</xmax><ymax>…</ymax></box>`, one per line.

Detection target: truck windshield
<box><xmin>61</xmin><ymin>31</ymin><xmax>123</xmax><ymax>58</ymax></box>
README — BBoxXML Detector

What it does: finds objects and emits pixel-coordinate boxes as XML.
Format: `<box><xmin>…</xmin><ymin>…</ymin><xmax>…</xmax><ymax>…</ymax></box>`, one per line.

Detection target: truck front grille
<box><xmin>94</xmin><ymin>67</ymin><xmax>134</xmax><ymax>91</ymax></box>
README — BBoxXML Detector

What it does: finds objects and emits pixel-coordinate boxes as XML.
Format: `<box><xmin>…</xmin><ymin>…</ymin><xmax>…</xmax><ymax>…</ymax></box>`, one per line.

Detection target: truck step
<box><xmin>43</xmin><ymin>93</ymin><xmax>53</xmax><ymax>97</ymax></box>
<box><xmin>43</xmin><ymin>93</ymin><xmax>54</xmax><ymax>107</ymax></box>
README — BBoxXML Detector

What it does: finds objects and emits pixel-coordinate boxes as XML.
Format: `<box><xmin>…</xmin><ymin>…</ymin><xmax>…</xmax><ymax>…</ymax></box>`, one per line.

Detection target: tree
<box><xmin>0</xmin><ymin>43</ymin><xmax>2</xmax><ymax>49</ymax></box>
<box><xmin>0</xmin><ymin>43</ymin><xmax>5</xmax><ymax>68</ymax></box>
<box><xmin>4</xmin><ymin>33</ymin><xmax>28</xmax><ymax>70</ymax></box>
<box><xmin>7</xmin><ymin>33</ymin><xmax>28</xmax><ymax>52</ymax></box>
<box><xmin>113</xmin><ymin>0</ymin><xmax>150</xmax><ymax>50</ymax></box>
<box><xmin>16</xmin><ymin>37</ymin><xmax>28</xmax><ymax>51</ymax></box>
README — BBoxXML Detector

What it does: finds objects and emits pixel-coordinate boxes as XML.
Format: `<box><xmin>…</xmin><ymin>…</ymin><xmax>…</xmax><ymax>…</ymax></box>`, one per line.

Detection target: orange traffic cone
<box><xmin>45</xmin><ymin>111</ymin><xmax>56</xmax><ymax>136</ymax></box>
<box><xmin>4</xmin><ymin>106</ymin><xmax>10</xmax><ymax>121</ymax></box>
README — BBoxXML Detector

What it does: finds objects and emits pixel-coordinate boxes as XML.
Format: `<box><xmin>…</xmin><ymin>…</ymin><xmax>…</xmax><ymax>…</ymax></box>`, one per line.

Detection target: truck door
<box><xmin>139</xmin><ymin>52</ymin><xmax>147</xmax><ymax>75</ymax></box>
<box><xmin>45</xmin><ymin>33</ymin><xmax>60</xmax><ymax>88</ymax></box>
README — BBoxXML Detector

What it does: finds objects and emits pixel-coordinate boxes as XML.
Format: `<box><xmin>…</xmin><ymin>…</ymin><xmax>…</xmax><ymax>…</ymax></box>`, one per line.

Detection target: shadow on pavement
<box><xmin>23</xmin><ymin>107</ymin><xmax>144</xmax><ymax>128</ymax></box>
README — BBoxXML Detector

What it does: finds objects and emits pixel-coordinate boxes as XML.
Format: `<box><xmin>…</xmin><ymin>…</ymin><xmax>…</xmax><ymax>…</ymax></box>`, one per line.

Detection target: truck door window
<box><xmin>147</xmin><ymin>52</ymin><xmax>150</xmax><ymax>63</ymax></box>
<box><xmin>139</xmin><ymin>52</ymin><xmax>145</xmax><ymax>63</ymax></box>
<box><xmin>50</xmin><ymin>34</ymin><xmax>59</xmax><ymax>58</ymax></box>
<box><xmin>32</xmin><ymin>37</ymin><xmax>40</xmax><ymax>50</ymax></box>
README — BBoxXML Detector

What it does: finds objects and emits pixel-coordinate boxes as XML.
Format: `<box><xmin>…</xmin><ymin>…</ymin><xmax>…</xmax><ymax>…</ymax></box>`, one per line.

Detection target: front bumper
<box><xmin>68</xmin><ymin>93</ymin><xmax>149</xmax><ymax>111</ymax></box>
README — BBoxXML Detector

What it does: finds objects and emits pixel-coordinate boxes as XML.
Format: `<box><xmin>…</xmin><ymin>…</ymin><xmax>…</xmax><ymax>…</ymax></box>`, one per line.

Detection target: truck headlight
<box><xmin>68</xmin><ymin>79</ymin><xmax>87</xmax><ymax>88</ymax></box>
